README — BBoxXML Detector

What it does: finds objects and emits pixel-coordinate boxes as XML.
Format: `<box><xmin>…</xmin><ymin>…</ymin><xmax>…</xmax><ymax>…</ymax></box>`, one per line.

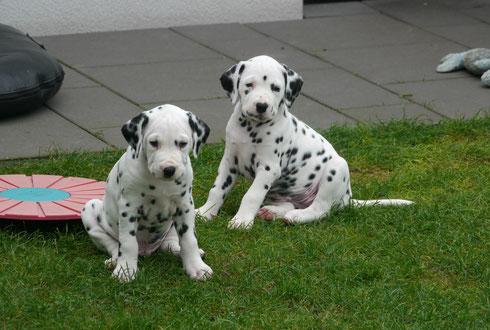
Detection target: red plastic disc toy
<box><xmin>0</xmin><ymin>174</ymin><xmax>105</xmax><ymax>220</ymax></box>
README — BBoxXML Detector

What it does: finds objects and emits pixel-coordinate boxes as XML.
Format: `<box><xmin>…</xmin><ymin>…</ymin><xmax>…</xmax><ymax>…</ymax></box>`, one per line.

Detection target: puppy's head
<box><xmin>220</xmin><ymin>55</ymin><xmax>303</xmax><ymax>122</ymax></box>
<box><xmin>121</xmin><ymin>104</ymin><xmax>210</xmax><ymax>181</ymax></box>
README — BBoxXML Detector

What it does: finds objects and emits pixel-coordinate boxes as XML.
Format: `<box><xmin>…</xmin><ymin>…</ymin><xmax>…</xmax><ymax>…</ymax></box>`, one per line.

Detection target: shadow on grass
<box><xmin>0</xmin><ymin>218</ymin><xmax>84</xmax><ymax>234</ymax></box>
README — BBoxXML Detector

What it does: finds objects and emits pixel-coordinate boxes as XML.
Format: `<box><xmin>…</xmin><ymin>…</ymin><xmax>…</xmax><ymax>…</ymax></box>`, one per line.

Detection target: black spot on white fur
<box><xmin>121</xmin><ymin>113</ymin><xmax>149</xmax><ymax>151</ymax></box>
<box><xmin>178</xmin><ymin>224</ymin><xmax>188</xmax><ymax>237</ymax></box>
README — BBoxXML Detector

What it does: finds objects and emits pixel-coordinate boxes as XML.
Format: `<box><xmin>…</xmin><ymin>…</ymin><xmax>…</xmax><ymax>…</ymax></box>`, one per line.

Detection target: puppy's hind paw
<box><xmin>257</xmin><ymin>207</ymin><xmax>275</xmax><ymax>221</ymax></box>
<box><xmin>104</xmin><ymin>257</ymin><xmax>117</xmax><ymax>269</ymax></box>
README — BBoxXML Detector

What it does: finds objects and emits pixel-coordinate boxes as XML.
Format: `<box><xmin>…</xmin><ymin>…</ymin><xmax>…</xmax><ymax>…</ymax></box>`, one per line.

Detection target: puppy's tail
<box><xmin>350</xmin><ymin>199</ymin><xmax>413</xmax><ymax>208</ymax></box>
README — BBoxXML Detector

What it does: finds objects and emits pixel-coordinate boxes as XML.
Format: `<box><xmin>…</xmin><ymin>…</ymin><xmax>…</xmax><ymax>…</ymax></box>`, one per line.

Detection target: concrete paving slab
<box><xmin>36</xmin><ymin>28</ymin><xmax>220</xmax><ymax>68</ymax></box>
<box><xmin>299</xmin><ymin>67</ymin><xmax>407</xmax><ymax>109</ymax></box>
<box><xmin>462</xmin><ymin>5</ymin><xmax>490</xmax><ymax>24</ymax></box>
<box><xmin>320</xmin><ymin>41</ymin><xmax>469</xmax><ymax>85</ymax></box>
<box><xmin>175</xmin><ymin>24</ymin><xmax>332</xmax><ymax>71</ymax></box>
<box><xmin>389</xmin><ymin>77</ymin><xmax>490</xmax><ymax>118</ymax></box>
<box><xmin>61</xmin><ymin>65</ymin><xmax>99</xmax><ymax>89</ymax></box>
<box><xmin>251</xmin><ymin>14</ymin><xmax>443</xmax><ymax>52</ymax></box>
<box><xmin>46</xmin><ymin>86</ymin><xmax>142</xmax><ymax>130</ymax></box>
<box><xmin>366</xmin><ymin>0</ymin><xmax>490</xmax><ymax>9</ymax></box>
<box><xmin>427</xmin><ymin>23</ymin><xmax>490</xmax><ymax>48</ymax></box>
<box><xmin>304</xmin><ymin>2</ymin><xmax>376</xmax><ymax>18</ymax></box>
<box><xmin>160</xmin><ymin>98</ymin><xmax>232</xmax><ymax>144</ymax></box>
<box><xmin>340</xmin><ymin>103</ymin><xmax>443</xmax><ymax>123</ymax></box>
<box><xmin>173</xmin><ymin>23</ymin><xmax>258</xmax><ymax>43</ymax></box>
<box><xmin>289</xmin><ymin>96</ymin><xmax>356</xmax><ymax>129</ymax></box>
<box><xmin>80</xmin><ymin>57</ymin><xmax>236</xmax><ymax>104</ymax></box>
<box><xmin>365</xmin><ymin>0</ymin><xmax>482</xmax><ymax>27</ymax></box>
<box><xmin>431</xmin><ymin>0</ymin><xmax>490</xmax><ymax>8</ymax></box>
<box><xmin>0</xmin><ymin>107</ymin><xmax>109</xmax><ymax>160</ymax></box>
<box><xmin>204</xmin><ymin>36</ymin><xmax>333</xmax><ymax>72</ymax></box>
<box><xmin>92</xmin><ymin>127</ymin><xmax>128</xmax><ymax>150</ymax></box>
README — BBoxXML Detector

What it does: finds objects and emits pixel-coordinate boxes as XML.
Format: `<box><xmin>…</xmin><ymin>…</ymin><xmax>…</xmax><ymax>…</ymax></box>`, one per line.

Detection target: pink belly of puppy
<box><xmin>267</xmin><ymin>180</ymin><xmax>321</xmax><ymax>209</ymax></box>
<box><xmin>137</xmin><ymin>227</ymin><xmax>171</xmax><ymax>257</ymax></box>
<box><xmin>138</xmin><ymin>240</ymin><xmax>165</xmax><ymax>257</ymax></box>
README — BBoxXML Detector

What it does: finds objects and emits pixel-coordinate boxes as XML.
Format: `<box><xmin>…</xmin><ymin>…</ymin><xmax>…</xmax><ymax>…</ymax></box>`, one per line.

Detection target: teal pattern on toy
<box><xmin>0</xmin><ymin>188</ymin><xmax>70</xmax><ymax>202</ymax></box>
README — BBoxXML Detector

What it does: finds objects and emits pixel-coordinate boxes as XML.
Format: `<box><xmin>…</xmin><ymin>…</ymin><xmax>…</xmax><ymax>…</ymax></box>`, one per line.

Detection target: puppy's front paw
<box><xmin>196</xmin><ymin>204</ymin><xmax>218</xmax><ymax>221</ymax></box>
<box><xmin>227</xmin><ymin>216</ymin><xmax>254</xmax><ymax>230</ymax></box>
<box><xmin>112</xmin><ymin>262</ymin><xmax>138</xmax><ymax>282</ymax></box>
<box><xmin>185</xmin><ymin>261</ymin><xmax>213</xmax><ymax>281</ymax></box>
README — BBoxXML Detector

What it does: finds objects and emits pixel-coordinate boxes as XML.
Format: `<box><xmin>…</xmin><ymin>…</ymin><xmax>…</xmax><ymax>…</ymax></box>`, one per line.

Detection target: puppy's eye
<box><xmin>149</xmin><ymin>140</ymin><xmax>158</xmax><ymax>148</ymax></box>
<box><xmin>178</xmin><ymin>141</ymin><xmax>188</xmax><ymax>148</ymax></box>
<box><xmin>271</xmin><ymin>84</ymin><xmax>281</xmax><ymax>92</ymax></box>
<box><xmin>245</xmin><ymin>83</ymin><xmax>253</xmax><ymax>88</ymax></box>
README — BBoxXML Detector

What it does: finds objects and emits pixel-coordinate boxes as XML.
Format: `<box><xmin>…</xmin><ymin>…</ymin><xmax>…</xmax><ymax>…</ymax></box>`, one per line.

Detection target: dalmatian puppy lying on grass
<box><xmin>82</xmin><ymin>104</ymin><xmax>212</xmax><ymax>282</ymax></box>
<box><xmin>197</xmin><ymin>55</ymin><xmax>412</xmax><ymax>229</ymax></box>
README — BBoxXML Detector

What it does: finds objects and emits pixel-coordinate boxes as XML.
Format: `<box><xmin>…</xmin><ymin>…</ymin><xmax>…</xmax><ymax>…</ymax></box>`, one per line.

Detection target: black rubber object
<box><xmin>0</xmin><ymin>24</ymin><xmax>64</xmax><ymax>117</ymax></box>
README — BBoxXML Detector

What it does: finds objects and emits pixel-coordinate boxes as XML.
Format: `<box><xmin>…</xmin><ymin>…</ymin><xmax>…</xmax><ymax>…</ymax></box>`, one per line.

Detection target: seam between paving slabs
<box><xmin>169</xmin><ymin>27</ymin><xmax>240</xmax><ymax>63</ymax></box>
<box><xmin>56</xmin><ymin>59</ymin><xmax>147</xmax><ymax>112</ymax></box>
<box><xmin>140</xmin><ymin>96</ymin><xmax>226</xmax><ymax>105</ymax></box>
<box><xmin>43</xmin><ymin>103</ymin><xmax>119</xmax><ymax>151</ymax></box>
<box><xmin>298</xmin><ymin>93</ymin><xmax>360</xmax><ymax>122</ymax></box>
<box><xmin>72</xmin><ymin>56</ymin><xmax>224</xmax><ymax>70</ymax></box>
<box><xmin>383</xmin><ymin>76</ymin><xmax>474</xmax><ymax>86</ymax></box>
<box><xmin>363</xmin><ymin>2</ymin><xmax>487</xmax><ymax>48</ymax></box>
<box><xmin>169</xmin><ymin>27</ymin><xmax>357</xmax><ymax>123</ymax></box>
<box><xmin>245</xmin><ymin>25</ymin><xmax>451</xmax><ymax>120</ymax></box>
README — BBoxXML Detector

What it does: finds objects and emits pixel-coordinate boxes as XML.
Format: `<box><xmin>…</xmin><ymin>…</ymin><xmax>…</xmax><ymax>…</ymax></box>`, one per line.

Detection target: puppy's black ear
<box><xmin>220</xmin><ymin>64</ymin><xmax>236</xmax><ymax>95</ymax></box>
<box><xmin>282</xmin><ymin>64</ymin><xmax>303</xmax><ymax>108</ymax></box>
<box><xmin>220</xmin><ymin>62</ymin><xmax>245</xmax><ymax>105</ymax></box>
<box><xmin>187</xmin><ymin>112</ymin><xmax>210</xmax><ymax>158</ymax></box>
<box><xmin>121</xmin><ymin>112</ymin><xmax>149</xmax><ymax>157</ymax></box>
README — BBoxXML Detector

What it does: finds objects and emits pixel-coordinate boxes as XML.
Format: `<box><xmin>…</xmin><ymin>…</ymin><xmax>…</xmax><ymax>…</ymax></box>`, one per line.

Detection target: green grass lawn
<box><xmin>0</xmin><ymin>115</ymin><xmax>488</xmax><ymax>328</ymax></box>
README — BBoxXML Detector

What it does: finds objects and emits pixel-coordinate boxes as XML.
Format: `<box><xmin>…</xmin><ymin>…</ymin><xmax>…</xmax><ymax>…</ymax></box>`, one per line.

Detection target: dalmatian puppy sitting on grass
<box><xmin>197</xmin><ymin>55</ymin><xmax>412</xmax><ymax>229</ymax></box>
<box><xmin>82</xmin><ymin>104</ymin><xmax>212</xmax><ymax>282</ymax></box>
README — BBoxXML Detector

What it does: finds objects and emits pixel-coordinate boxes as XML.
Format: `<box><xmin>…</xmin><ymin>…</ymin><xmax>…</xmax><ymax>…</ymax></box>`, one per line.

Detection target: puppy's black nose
<box><xmin>163</xmin><ymin>166</ymin><xmax>176</xmax><ymax>178</ymax></box>
<box><xmin>256</xmin><ymin>102</ymin><xmax>268</xmax><ymax>114</ymax></box>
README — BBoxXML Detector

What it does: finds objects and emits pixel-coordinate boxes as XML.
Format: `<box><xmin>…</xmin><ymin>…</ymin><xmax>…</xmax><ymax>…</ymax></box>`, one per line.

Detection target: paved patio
<box><xmin>1</xmin><ymin>0</ymin><xmax>489</xmax><ymax>160</ymax></box>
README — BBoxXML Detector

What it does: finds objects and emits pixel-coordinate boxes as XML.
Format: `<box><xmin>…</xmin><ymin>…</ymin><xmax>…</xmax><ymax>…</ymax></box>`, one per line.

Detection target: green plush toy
<box><xmin>437</xmin><ymin>48</ymin><xmax>490</xmax><ymax>87</ymax></box>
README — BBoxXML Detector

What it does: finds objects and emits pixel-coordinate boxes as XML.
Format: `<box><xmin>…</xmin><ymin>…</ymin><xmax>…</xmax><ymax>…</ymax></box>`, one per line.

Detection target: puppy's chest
<box><xmin>232</xmin><ymin>121</ymin><xmax>291</xmax><ymax>178</ymax></box>
<box><xmin>133</xmin><ymin>196</ymin><xmax>180</xmax><ymax>244</ymax></box>
<box><xmin>234</xmin><ymin>124</ymin><xmax>337</xmax><ymax>187</ymax></box>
